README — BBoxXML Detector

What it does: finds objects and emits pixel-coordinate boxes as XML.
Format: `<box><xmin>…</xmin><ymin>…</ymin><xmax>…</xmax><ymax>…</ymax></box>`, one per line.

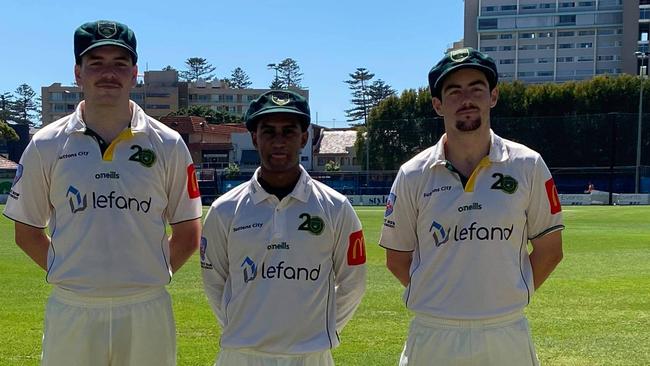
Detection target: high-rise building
<box><xmin>464</xmin><ymin>0</ymin><xmax>642</xmax><ymax>83</ymax></box>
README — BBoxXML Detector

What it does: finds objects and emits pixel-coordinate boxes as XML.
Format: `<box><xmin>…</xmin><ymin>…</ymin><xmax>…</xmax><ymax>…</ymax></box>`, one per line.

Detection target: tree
<box><xmin>179</xmin><ymin>57</ymin><xmax>217</xmax><ymax>82</ymax></box>
<box><xmin>162</xmin><ymin>65</ymin><xmax>176</xmax><ymax>71</ymax></box>
<box><xmin>224</xmin><ymin>162</ymin><xmax>240</xmax><ymax>179</ymax></box>
<box><xmin>269</xmin><ymin>78</ymin><xmax>285</xmax><ymax>89</ymax></box>
<box><xmin>0</xmin><ymin>119</ymin><xmax>19</xmax><ymax>142</ymax></box>
<box><xmin>229</xmin><ymin>67</ymin><xmax>252</xmax><ymax>89</ymax></box>
<box><xmin>277</xmin><ymin>58</ymin><xmax>303</xmax><ymax>88</ymax></box>
<box><xmin>324</xmin><ymin>160</ymin><xmax>340</xmax><ymax>172</ymax></box>
<box><xmin>0</xmin><ymin>92</ymin><xmax>16</xmax><ymax>122</ymax></box>
<box><xmin>368</xmin><ymin>79</ymin><xmax>396</xmax><ymax>108</ymax></box>
<box><xmin>344</xmin><ymin>68</ymin><xmax>375</xmax><ymax>123</ymax></box>
<box><xmin>167</xmin><ymin>105</ymin><xmax>240</xmax><ymax>124</ymax></box>
<box><xmin>10</xmin><ymin>84</ymin><xmax>38</xmax><ymax>125</ymax></box>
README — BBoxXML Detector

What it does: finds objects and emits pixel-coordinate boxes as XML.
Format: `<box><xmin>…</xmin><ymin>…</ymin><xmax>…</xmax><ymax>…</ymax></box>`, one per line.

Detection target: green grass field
<box><xmin>1</xmin><ymin>205</ymin><xmax>649</xmax><ymax>365</ymax></box>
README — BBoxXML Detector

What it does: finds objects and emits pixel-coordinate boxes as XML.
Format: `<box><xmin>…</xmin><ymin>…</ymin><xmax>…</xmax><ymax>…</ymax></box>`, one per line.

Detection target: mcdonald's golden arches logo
<box><xmin>347</xmin><ymin>230</ymin><xmax>366</xmax><ymax>265</ymax></box>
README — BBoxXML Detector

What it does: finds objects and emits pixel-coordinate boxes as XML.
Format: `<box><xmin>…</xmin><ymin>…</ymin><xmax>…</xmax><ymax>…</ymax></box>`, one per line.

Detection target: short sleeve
<box><xmin>379</xmin><ymin>168</ymin><xmax>418</xmax><ymax>252</ymax></box>
<box><xmin>3</xmin><ymin>140</ymin><xmax>51</xmax><ymax>228</ymax></box>
<box><xmin>526</xmin><ymin>155</ymin><xmax>564</xmax><ymax>239</ymax></box>
<box><xmin>165</xmin><ymin>138</ymin><xmax>202</xmax><ymax>224</ymax></box>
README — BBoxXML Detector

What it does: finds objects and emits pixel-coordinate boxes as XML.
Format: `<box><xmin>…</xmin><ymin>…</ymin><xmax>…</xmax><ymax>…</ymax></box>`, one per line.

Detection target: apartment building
<box><xmin>41</xmin><ymin>70</ymin><xmax>308</xmax><ymax>125</ymax></box>
<box><xmin>464</xmin><ymin>0</ymin><xmax>642</xmax><ymax>83</ymax></box>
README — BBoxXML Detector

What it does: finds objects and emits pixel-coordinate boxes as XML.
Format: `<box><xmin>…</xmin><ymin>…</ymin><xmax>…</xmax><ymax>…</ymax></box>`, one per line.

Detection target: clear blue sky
<box><xmin>0</xmin><ymin>1</ymin><xmax>464</xmax><ymax>128</ymax></box>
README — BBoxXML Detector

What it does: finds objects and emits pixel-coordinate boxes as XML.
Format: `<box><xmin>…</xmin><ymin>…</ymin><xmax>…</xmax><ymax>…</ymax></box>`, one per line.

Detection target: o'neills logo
<box><xmin>95</xmin><ymin>171</ymin><xmax>120</xmax><ymax>180</ymax></box>
<box><xmin>457</xmin><ymin>202</ymin><xmax>482</xmax><ymax>212</ymax></box>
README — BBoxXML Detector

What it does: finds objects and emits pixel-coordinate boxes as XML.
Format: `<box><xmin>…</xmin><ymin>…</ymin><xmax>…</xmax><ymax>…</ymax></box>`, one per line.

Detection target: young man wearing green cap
<box><xmin>379</xmin><ymin>48</ymin><xmax>564</xmax><ymax>365</ymax></box>
<box><xmin>3</xmin><ymin>20</ymin><xmax>202</xmax><ymax>365</ymax></box>
<box><xmin>201</xmin><ymin>90</ymin><xmax>367</xmax><ymax>365</ymax></box>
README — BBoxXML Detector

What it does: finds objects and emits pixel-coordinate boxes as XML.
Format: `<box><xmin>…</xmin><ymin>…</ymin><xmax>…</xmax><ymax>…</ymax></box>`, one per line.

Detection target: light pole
<box><xmin>635</xmin><ymin>51</ymin><xmax>647</xmax><ymax>193</ymax></box>
<box><xmin>267</xmin><ymin>63</ymin><xmax>279</xmax><ymax>88</ymax></box>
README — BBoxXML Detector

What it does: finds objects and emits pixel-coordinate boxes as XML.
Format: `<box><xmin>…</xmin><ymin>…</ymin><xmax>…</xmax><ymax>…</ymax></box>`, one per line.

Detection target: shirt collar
<box><xmin>427</xmin><ymin>129</ymin><xmax>509</xmax><ymax>169</ymax></box>
<box><xmin>249</xmin><ymin>165</ymin><xmax>313</xmax><ymax>204</ymax></box>
<box><xmin>63</xmin><ymin>100</ymin><xmax>151</xmax><ymax>135</ymax></box>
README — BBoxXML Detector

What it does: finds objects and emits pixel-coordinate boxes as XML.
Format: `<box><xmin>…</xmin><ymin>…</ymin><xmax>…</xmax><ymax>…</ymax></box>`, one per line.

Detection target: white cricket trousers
<box><xmin>41</xmin><ymin>287</ymin><xmax>176</xmax><ymax>366</ymax></box>
<box><xmin>216</xmin><ymin>348</ymin><xmax>334</xmax><ymax>366</ymax></box>
<box><xmin>399</xmin><ymin>311</ymin><xmax>540</xmax><ymax>366</ymax></box>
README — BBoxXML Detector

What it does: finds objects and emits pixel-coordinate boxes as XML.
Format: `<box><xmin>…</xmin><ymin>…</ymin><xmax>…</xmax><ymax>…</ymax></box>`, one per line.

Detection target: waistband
<box><xmin>221</xmin><ymin>348</ymin><xmax>331</xmax><ymax>359</ymax></box>
<box><xmin>414</xmin><ymin>311</ymin><xmax>525</xmax><ymax>329</ymax></box>
<box><xmin>51</xmin><ymin>286</ymin><xmax>167</xmax><ymax>307</ymax></box>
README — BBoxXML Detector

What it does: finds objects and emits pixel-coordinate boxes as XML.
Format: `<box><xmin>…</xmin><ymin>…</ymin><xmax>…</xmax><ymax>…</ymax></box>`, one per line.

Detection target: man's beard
<box><xmin>455</xmin><ymin>116</ymin><xmax>481</xmax><ymax>132</ymax></box>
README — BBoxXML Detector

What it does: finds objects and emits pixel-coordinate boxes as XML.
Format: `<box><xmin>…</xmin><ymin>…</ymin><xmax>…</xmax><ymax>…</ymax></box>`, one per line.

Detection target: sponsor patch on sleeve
<box><xmin>12</xmin><ymin>164</ymin><xmax>23</xmax><ymax>186</ymax></box>
<box><xmin>347</xmin><ymin>230</ymin><xmax>366</xmax><ymax>265</ymax></box>
<box><xmin>545</xmin><ymin>178</ymin><xmax>561</xmax><ymax>214</ymax></box>
<box><xmin>384</xmin><ymin>192</ymin><xmax>396</xmax><ymax>217</ymax></box>
<box><xmin>200</xmin><ymin>236</ymin><xmax>213</xmax><ymax>269</ymax></box>
<box><xmin>187</xmin><ymin>164</ymin><xmax>201</xmax><ymax>199</ymax></box>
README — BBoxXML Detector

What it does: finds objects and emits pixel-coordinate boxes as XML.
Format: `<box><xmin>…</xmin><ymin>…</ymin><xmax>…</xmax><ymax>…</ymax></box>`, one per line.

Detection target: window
<box><xmin>499</xmin><ymin>72</ymin><xmax>515</xmax><ymax>78</ymax></box>
<box><xmin>596</xmin><ymin>68</ymin><xmax>613</xmax><ymax>74</ymax></box>
<box><xmin>479</xmin><ymin>19</ymin><xmax>498</xmax><ymax>30</ymax></box>
<box><xmin>540</xmin><ymin>3</ymin><xmax>555</xmax><ymax>9</ymax></box>
<box><xmin>500</xmin><ymin>59</ymin><xmax>515</xmax><ymax>64</ymax></box>
<box><xmin>146</xmin><ymin>92</ymin><xmax>170</xmax><ymax>98</ymax></box>
<box><xmin>641</xmin><ymin>9</ymin><xmax>650</xmax><ymax>20</ymax></box>
<box><xmin>559</xmin><ymin>2</ymin><xmax>575</xmax><ymax>8</ymax></box>
<box><xmin>599</xmin><ymin>29</ymin><xmax>615</xmax><ymax>35</ymax></box>
<box><xmin>301</xmin><ymin>156</ymin><xmax>309</xmax><ymax>162</ymax></box>
<box><xmin>538</xmin><ymin>32</ymin><xmax>554</xmax><ymax>38</ymax></box>
<box><xmin>578</xmin><ymin>1</ymin><xmax>595</xmax><ymax>6</ymax></box>
<box><xmin>500</xmin><ymin>45</ymin><xmax>515</xmax><ymax>51</ymax></box>
<box><xmin>518</xmin><ymin>72</ymin><xmax>535</xmax><ymax>77</ymax></box>
<box><xmin>520</xmin><ymin>32</ymin><xmax>535</xmax><ymax>39</ymax></box>
<box><xmin>557</xmin><ymin>56</ymin><xmax>575</xmax><ymax>62</ymax></box>
<box><xmin>500</xmin><ymin>33</ymin><xmax>513</xmax><ymax>39</ymax></box>
<box><xmin>558</xmin><ymin>31</ymin><xmax>575</xmax><ymax>37</ymax></box>
<box><xmin>578</xmin><ymin>42</ymin><xmax>593</xmax><ymax>48</ymax></box>
<box><xmin>597</xmin><ymin>55</ymin><xmax>616</xmax><ymax>61</ymax></box>
<box><xmin>575</xmin><ymin>69</ymin><xmax>592</xmax><ymax>75</ymax></box>
<box><xmin>501</xmin><ymin>5</ymin><xmax>517</xmax><ymax>11</ymax></box>
<box><xmin>480</xmin><ymin>34</ymin><xmax>498</xmax><ymax>40</ymax></box>
<box><xmin>145</xmin><ymin>104</ymin><xmax>171</xmax><ymax>109</ymax></box>
<box><xmin>518</xmin><ymin>58</ymin><xmax>535</xmax><ymax>64</ymax></box>
<box><xmin>537</xmin><ymin>71</ymin><xmax>554</xmax><ymax>76</ymax></box>
<box><xmin>482</xmin><ymin>5</ymin><xmax>497</xmax><ymax>12</ymax></box>
<box><xmin>480</xmin><ymin>46</ymin><xmax>497</xmax><ymax>52</ymax></box>
<box><xmin>538</xmin><ymin>44</ymin><xmax>555</xmax><ymax>50</ymax></box>
<box><xmin>519</xmin><ymin>44</ymin><xmax>536</xmax><ymax>50</ymax></box>
<box><xmin>538</xmin><ymin>57</ymin><xmax>553</xmax><ymax>63</ymax></box>
<box><xmin>578</xmin><ymin>30</ymin><xmax>595</xmax><ymax>36</ymax></box>
<box><xmin>577</xmin><ymin>56</ymin><xmax>594</xmax><ymax>62</ymax></box>
<box><xmin>558</xmin><ymin>15</ymin><xmax>576</xmax><ymax>25</ymax></box>
<box><xmin>558</xmin><ymin>43</ymin><xmax>575</xmax><ymax>49</ymax></box>
<box><xmin>521</xmin><ymin>4</ymin><xmax>537</xmax><ymax>10</ymax></box>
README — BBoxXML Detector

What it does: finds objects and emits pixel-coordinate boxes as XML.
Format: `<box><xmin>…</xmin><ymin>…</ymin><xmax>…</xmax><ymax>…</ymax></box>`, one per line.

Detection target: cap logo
<box><xmin>449</xmin><ymin>48</ymin><xmax>471</xmax><ymax>63</ymax></box>
<box><xmin>97</xmin><ymin>22</ymin><xmax>117</xmax><ymax>38</ymax></box>
<box><xmin>271</xmin><ymin>95</ymin><xmax>291</xmax><ymax>106</ymax></box>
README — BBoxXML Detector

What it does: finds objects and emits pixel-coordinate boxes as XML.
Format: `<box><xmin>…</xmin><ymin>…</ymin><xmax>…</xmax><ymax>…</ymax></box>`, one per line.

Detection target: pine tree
<box><xmin>179</xmin><ymin>57</ymin><xmax>216</xmax><ymax>82</ymax></box>
<box><xmin>368</xmin><ymin>79</ymin><xmax>396</xmax><ymax>108</ymax></box>
<box><xmin>277</xmin><ymin>58</ymin><xmax>303</xmax><ymax>88</ymax></box>
<box><xmin>344</xmin><ymin>68</ymin><xmax>375</xmax><ymax>123</ymax></box>
<box><xmin>229</xmin><ymin>67</ymin><xmax>252</xmax><ymax>89</ymax></box>
<box><xmin>10</xmin><ymin>84</ymin><xmax>38</xmax><ymax>125</ymax></box>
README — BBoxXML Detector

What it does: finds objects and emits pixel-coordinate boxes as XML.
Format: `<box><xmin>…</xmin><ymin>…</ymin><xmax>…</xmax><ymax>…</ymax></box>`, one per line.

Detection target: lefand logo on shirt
<box><xmin>240</xmin><ymin>256</ymin><xmax>321</xmax><ymax>283</ymax></box>
<box><xmin>429</xmin><ymin>220</ymin><xmax>514</xmax><ymax>247</ymax></box>
<box><xmin>65</xmin><ymin>185</ymin><xmax>152</xmax><ymax>214</ymax></box>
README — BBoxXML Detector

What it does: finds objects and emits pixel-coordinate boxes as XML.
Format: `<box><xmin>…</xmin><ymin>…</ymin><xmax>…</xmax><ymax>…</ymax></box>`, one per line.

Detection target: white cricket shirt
<box><xmin>4</xmin><ymin>101</ymin><xmax>202</xmax><ymax>297</ymax></box>
<box><xmin>201</xmin><ymin>166</ymin><xmax>367</xmax><ymax>354</ymax></box>
<box><xmin>380</xmin><ymin>130</ymin><xmax>564</xmax><ymax>319</ymax></box>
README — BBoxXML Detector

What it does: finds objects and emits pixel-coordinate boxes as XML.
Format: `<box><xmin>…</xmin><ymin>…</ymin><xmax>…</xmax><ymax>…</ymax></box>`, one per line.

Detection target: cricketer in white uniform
<box><xmin>3</xmin><ymin>20</ymin><xmax>202</xmax><ymax>366</ymax></box>
<box><xmin>202</xmin><ymin>90</ymin><xmax>367</xmax><ymax>366</ymax></box>
<box><xmin>380</xmin><ymin>48</ymin><xmax>564</xmax><ymax>366</ymax></box>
